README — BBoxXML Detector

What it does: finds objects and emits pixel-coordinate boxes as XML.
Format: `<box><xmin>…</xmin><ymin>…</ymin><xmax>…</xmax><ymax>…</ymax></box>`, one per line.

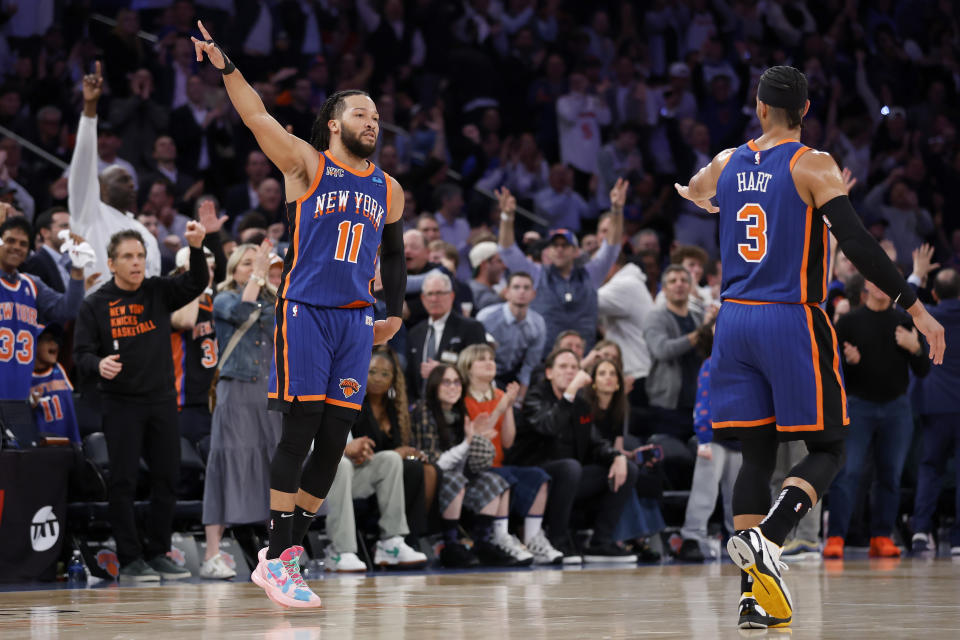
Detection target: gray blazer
<box><xmin>642</xmin><ymin>306</ymin><xmax>704</xmax><ymax>409</ymax></box>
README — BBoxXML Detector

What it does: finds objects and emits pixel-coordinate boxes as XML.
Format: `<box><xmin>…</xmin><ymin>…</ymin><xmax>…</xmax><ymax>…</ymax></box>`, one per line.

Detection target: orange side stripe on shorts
<box><xmin>819</xmin><ymin>305</ymin><xmax>849</xmax><ymax>423</ymax></box>
<box><xmin>326</xmin><ymin>398</ymin><xmax>361</xmax><ymax>410</ymax></box>
<box><xmin>712</xmin><ymin>416</ymin><xmax>777</xmax><ymax>429</ymax></box>
<box><xmin>280</xmin><ymin>299</ymin><xmax>292</xmax><ymax>402</ymax></box>
<box><xmin>804</xmin><ymin>305</ymin><xmax>824</xmax><ymax>430</ymax></box>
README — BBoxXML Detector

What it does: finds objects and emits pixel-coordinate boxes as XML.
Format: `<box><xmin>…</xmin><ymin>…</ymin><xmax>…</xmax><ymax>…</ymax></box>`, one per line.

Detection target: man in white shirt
<box><xmin>68</xmin><ymin>63</ymin><xmax>160</xmax><ymax>293</ymax></box>
<box><xmin>556</xmin><ymin>70</ymin><xmax>611</xmax><ymax>194</ymax></box>
<box><xmin>598</xmin><ymin>251</ymin><xmax>654</xmax><ymax>388</ymax></box>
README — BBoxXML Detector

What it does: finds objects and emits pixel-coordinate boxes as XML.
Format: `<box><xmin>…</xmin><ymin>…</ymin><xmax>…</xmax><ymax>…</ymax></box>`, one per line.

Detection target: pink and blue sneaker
<box><xmin>252</xmin><ymin>546</ymin><xmax>321</xmax><ymax>608</ymax></box>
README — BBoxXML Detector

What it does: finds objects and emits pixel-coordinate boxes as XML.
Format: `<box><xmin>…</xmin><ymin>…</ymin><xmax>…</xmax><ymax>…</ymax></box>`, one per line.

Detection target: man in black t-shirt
<box><xmin>74</xmin><ymin>224</ymin><xmax>208</xmax><ymax>582</ymax></box>
<box><xmin>824</xmin><ymin>277</ymin><xmax>931</xmax><ymax>558</ymax></box>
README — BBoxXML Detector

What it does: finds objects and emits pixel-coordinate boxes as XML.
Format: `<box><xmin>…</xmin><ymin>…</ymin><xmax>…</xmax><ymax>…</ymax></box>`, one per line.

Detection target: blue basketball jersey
<box><xmin>279</xmin><ymin>151</ymin><xmax>392</xmax><ymax>309</ymax></box>
<box><xmin>31</xmin><ymin>363</ymin><xmax>80</xmax><ymax>443</ymax></box>
<box><xmin>715</xmin><ymin>139</ymin><xmax>827</xmax><ymax>304</ymax></box>
<box><xmin>0</xmin><ymin>274</ymin><xmax>41</xmax><ymax>400</ymax></box>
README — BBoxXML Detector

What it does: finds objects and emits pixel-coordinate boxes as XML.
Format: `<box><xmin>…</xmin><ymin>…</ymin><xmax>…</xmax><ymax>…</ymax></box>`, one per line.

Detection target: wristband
<box><xmin>205</xmin><ymin>40</ymin><xmax>236</xmax><ymax>75</ymax></box>
<box><xmin>500</xmin><ymin>212</ymin><xmax>512</xmax><ymax>221</ymax></box>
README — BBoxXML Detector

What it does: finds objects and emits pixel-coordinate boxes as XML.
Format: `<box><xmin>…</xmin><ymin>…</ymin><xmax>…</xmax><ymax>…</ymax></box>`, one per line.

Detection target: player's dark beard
<box><xmin>340</xmin><ymin>125</ymin><xmax>377</xmax><ymax>159</ymax></box>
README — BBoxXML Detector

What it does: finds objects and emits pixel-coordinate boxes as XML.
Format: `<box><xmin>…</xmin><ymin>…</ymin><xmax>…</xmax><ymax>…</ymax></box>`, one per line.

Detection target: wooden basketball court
<box><xmin>1</xmin><ymin>558</ymin><xmax>959</xmax><ymax>639</ymax></box>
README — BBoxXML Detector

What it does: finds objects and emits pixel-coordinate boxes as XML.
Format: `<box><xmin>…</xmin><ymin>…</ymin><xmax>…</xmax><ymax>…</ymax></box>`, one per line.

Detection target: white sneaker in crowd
<box><xmin>493</xmin><ymin>532</ymin><xmax>534</xmax><ymax>566</ymax></box>
<box><xmin>324</xmin><ymin>547</ymin><xmax>368</xmax><ymax>573</ymax></box>
<box><xmin>374</xmin><ymin>536</ymin><xmax>428</xmax><ymax>568</ymax></box>
<box><xmin>199</xmin><ymin>552</ymin><xmax>237</xmax><ymax>579</ymax></box>
<box><xmin>526</xmin><ymin>529</ymin><xmax>564</xmax><ymax>565</ymax></box>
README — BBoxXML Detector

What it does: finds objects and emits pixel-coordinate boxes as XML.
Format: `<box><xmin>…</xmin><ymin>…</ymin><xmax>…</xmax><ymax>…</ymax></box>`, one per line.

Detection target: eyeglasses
<box><xmin>440</xmin><ymin>378</ymin><xmax>462</xmax><ymax>387</ymax></box>
<box><xmin>423</xmin><ymin>290</ymin><xmax>452</xmax><ymax>298</ymax></box>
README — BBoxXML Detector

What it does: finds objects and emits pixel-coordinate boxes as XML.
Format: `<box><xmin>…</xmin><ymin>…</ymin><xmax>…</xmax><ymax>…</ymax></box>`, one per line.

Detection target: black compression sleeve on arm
<box><xmin>820</xmin><ymin>195</ymin><xmax>917</xmax><ymax>309</ymax></box>
<box><xmin>379</xmin><ymin>220</ymin><xmax>407</xmax><ymax>317</ymax></box>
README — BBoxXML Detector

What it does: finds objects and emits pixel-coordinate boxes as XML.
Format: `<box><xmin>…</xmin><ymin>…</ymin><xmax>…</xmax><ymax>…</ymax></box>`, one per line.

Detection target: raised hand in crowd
<box><xmin>911</xmin><ymin>243</ymin><xmax>939</xmax><ymax>288</ymax></box>
<box><xmin>184</xmin><ymin>220</ymin><xmax>207</xmax><ymax>248</ymax></box>
<box><xmin>609</xmin><ymin>177</ymin><xmax>628</xmax><ymax>211</ymax></box>
<box><xmin>197</xmin><ymin>198</ymin><xmax>228</xmax><ymax>235</ymax></box>
<box><xmin>82</xmin><ymin>61</ymin><xmax>103</xmax><ymax>118</ymax></box>
<box><xmin>841</xmin><ymin>167</ymin><xmax>857</xmax><ymax>195</ymax></box>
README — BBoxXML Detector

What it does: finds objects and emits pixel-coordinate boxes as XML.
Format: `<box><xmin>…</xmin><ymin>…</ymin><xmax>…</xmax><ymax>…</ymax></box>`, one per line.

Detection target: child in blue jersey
<box><xmin>193</xmin><ymin>22</ymin><xmax>407</xmax><ymax>608</ymax></box>
<box><xmin>29</xmin><ymin>325</ymin><xmax>80</xmax><ymax>444</ymax></box>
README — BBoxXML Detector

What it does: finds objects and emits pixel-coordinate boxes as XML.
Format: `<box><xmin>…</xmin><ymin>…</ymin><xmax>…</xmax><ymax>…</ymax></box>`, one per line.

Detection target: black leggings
<box><xmin>269</xmin><ymin>402</ymin><xmax>357</xmax><ymax>498</ymax></box>
<box><xmin>732</xmin><ymin>430</ymin><xmax>845</xmax><ymax>516</ymax></box>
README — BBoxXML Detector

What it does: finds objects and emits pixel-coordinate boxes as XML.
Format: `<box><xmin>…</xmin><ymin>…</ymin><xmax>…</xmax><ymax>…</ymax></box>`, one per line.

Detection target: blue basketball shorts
<box><xmin>710</xmin><ymin>301</ymin><xmax>849</xmax><ymax>442</ymax></box>
<box><xmin>268</xmin><ymin>300</ymin><xmax>374</xmax><ymax>412</ymax></box>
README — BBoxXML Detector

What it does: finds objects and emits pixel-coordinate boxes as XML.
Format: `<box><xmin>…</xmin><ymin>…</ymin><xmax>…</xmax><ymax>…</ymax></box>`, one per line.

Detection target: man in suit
<box><xmin>406</xmin><ymin>272</ymin><xmax>487</xmax><ymax>399</ymax></box>
<box><xmin>169</xmin><ymin>76</ymin><xmax>233</xmax><ymax>180</ymax></box>
<box><xmin>138</xmin><ymin>136</ymin><xmax>196</xmax><ymax>207</ymax></box>
<box><xmin>22</xmin><ymin>207</ymin><xmax>72</xmax><ymax>292</ymax></box>
<box><xmin>223</xmin><ymin>151</ymin><xmax>271</xmax><ymax>224</ymax></box>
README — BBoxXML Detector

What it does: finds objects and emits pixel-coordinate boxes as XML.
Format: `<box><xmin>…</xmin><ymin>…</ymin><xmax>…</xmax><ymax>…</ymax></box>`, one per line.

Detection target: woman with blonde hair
<box><xmin>458</xmin><ymin>344</ymin><xmax>563</xmax><ymax>564</ymax></box>
<box><xmin>200</xmin><ymin>240</ymin><xmax>281</xmax><ymax>579</ymax></box>
<box><xmin>351</xmin><ymin>345</ymin><xmax>436</xmax><ymax>552</ymax></box>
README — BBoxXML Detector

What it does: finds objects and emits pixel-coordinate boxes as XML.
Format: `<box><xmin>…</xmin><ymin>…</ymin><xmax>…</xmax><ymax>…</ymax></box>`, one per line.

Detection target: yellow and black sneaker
<box><xmin>739</xmin><ymin>592</ymin><xmax>792</xmax><ymax>629</ymax></box>
<box><xmin>728</xmin><ymin>528</ymin><xmax>793</xmax><ymax>621</ymax></box>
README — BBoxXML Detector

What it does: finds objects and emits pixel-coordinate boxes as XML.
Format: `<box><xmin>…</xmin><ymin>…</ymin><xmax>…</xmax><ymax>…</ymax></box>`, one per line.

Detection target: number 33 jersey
<box><xmin>278</xmin><ymin>151</ymin><xmax>393</xmax><ymax>309</ymax></box>
<box><xmin>715</xmin><ymin>139</ymin><xmax>828</xmax><ymax>305</ymax></box>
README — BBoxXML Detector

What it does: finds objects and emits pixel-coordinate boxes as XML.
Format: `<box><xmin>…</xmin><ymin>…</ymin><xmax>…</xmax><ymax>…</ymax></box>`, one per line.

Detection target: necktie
<box><xmin>424</xmin><ymin>324</ymin><xmax>437</xmax><ymax>362</ymax></box>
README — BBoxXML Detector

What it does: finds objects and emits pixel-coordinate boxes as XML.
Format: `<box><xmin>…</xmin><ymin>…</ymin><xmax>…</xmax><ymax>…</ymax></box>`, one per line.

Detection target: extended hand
<box><xmin>191</xmin><ymin>21</ymin><xmax>226</xmax><ymax>69</ymax></box>
<box><xmin>674</xmin><ymin>183</ymin><xmax>718</xmax><ymax>213</ymax></box>
<box><xmin>197</xmin><ymin>198</ymin><xmax>228</xmax><ymax>234</ymax></box>
<box><xmin>909</xmin><ymin>304</ymin><xmax>946</xmax><ymax>365</ymax></box>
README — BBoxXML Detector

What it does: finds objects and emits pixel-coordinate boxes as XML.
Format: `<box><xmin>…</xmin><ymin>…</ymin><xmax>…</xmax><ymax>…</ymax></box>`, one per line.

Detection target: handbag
<box><xmin>208</xmin><ymin>307</ymin><xmax>262</xmax><ymax>412</ymax></box>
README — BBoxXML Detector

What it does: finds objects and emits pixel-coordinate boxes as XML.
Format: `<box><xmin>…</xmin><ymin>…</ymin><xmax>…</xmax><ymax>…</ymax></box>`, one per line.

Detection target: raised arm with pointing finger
<box><xmin>192</xmin><ymin>22</ymin><xmax>320</xmax><ymax>203</ymax></box>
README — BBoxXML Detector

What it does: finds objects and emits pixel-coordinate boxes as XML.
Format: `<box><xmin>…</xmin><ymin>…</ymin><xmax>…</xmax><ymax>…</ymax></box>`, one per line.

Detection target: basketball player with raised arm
<box><xmin>675</xmin><ymin>66</ymin><xmax>945</xmax><ymax>629</ymax></box>
<box><xmin>192</xmin><ymin>22</ymin><xmax>406</xmax><ymax>608</ymax></box>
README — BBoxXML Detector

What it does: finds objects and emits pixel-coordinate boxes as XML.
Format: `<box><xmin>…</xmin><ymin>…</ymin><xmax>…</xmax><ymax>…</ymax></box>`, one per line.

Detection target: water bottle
<box><xmin>67</xmin><ymin>551</ymin><xmax>86</xmax><ymax>586</ymax></box>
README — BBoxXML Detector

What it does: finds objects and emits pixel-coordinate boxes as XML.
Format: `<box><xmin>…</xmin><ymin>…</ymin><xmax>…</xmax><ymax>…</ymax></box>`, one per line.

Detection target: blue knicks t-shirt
<box><xmin>279</xmin><ymin>151</ymin><xmax>392</xmax><ymax>309</ymax></box>
<box><xmin>715</xmin><ymin>139</ymin><xmax>828</xmax><ymax>304</ymax></box>
<box><xmin>0</xmin><ymin>274</ymin><xmax>42</xmax><ymax>400</ymax></box>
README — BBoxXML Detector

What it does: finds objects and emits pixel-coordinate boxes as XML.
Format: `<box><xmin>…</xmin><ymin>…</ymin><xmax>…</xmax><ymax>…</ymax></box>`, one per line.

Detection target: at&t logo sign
<box><xmin>31</xmin><ymin>505</ymin><xmax>59</xmax><ymax>552</ymax></box>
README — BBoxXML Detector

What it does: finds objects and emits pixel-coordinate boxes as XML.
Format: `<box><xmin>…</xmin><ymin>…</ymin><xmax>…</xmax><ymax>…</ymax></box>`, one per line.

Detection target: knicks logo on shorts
<box><xmin>339</xmin><ymin>378</ymin><xmax>361</xmax><ymax>398</ymax></box>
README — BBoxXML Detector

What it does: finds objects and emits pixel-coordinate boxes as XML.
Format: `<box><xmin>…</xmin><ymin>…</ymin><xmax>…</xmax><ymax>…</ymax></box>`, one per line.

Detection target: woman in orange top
<box><xmin>458</xmin><ymin>344</ymin><xmax>564</xmax><ymax>565</ymax></box>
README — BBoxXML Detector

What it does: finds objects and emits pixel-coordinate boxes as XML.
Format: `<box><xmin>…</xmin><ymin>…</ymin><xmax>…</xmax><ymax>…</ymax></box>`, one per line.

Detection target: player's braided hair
<box><xmin>310</xmin><ymin>89</ymin><xmax>370</xmax><ymax>151</ymax></box>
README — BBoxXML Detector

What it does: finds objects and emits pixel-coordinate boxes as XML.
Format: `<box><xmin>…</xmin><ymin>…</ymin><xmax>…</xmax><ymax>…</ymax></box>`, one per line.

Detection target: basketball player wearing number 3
<box><xmin>192</xmin><ymin>21</ymin><xmax>406</xmax><ymax>608</ymax></box>
<box><xmin>675</xmin><ymin>66</ymin><xmax>945</xmax><ymax>630</ymax></box>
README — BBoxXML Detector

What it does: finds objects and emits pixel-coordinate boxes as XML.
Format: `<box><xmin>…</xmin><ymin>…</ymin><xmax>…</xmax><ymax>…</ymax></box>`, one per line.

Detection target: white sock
<box><xmin>494</xmin><ymin>517</ymin><xmax>509</xmax><ymax>539</ymax></box>
<box><xmin>524</xmin><ymin>516</ymin><xmax>543</xmax><ymax>544</ymax></box>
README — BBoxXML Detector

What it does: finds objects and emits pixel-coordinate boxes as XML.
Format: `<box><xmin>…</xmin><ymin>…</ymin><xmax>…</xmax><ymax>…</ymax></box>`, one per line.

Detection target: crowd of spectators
<box><xmin>2</xmin><ymin>0</ymin><xmax>960</xmax><ymax>578</ymax></box>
